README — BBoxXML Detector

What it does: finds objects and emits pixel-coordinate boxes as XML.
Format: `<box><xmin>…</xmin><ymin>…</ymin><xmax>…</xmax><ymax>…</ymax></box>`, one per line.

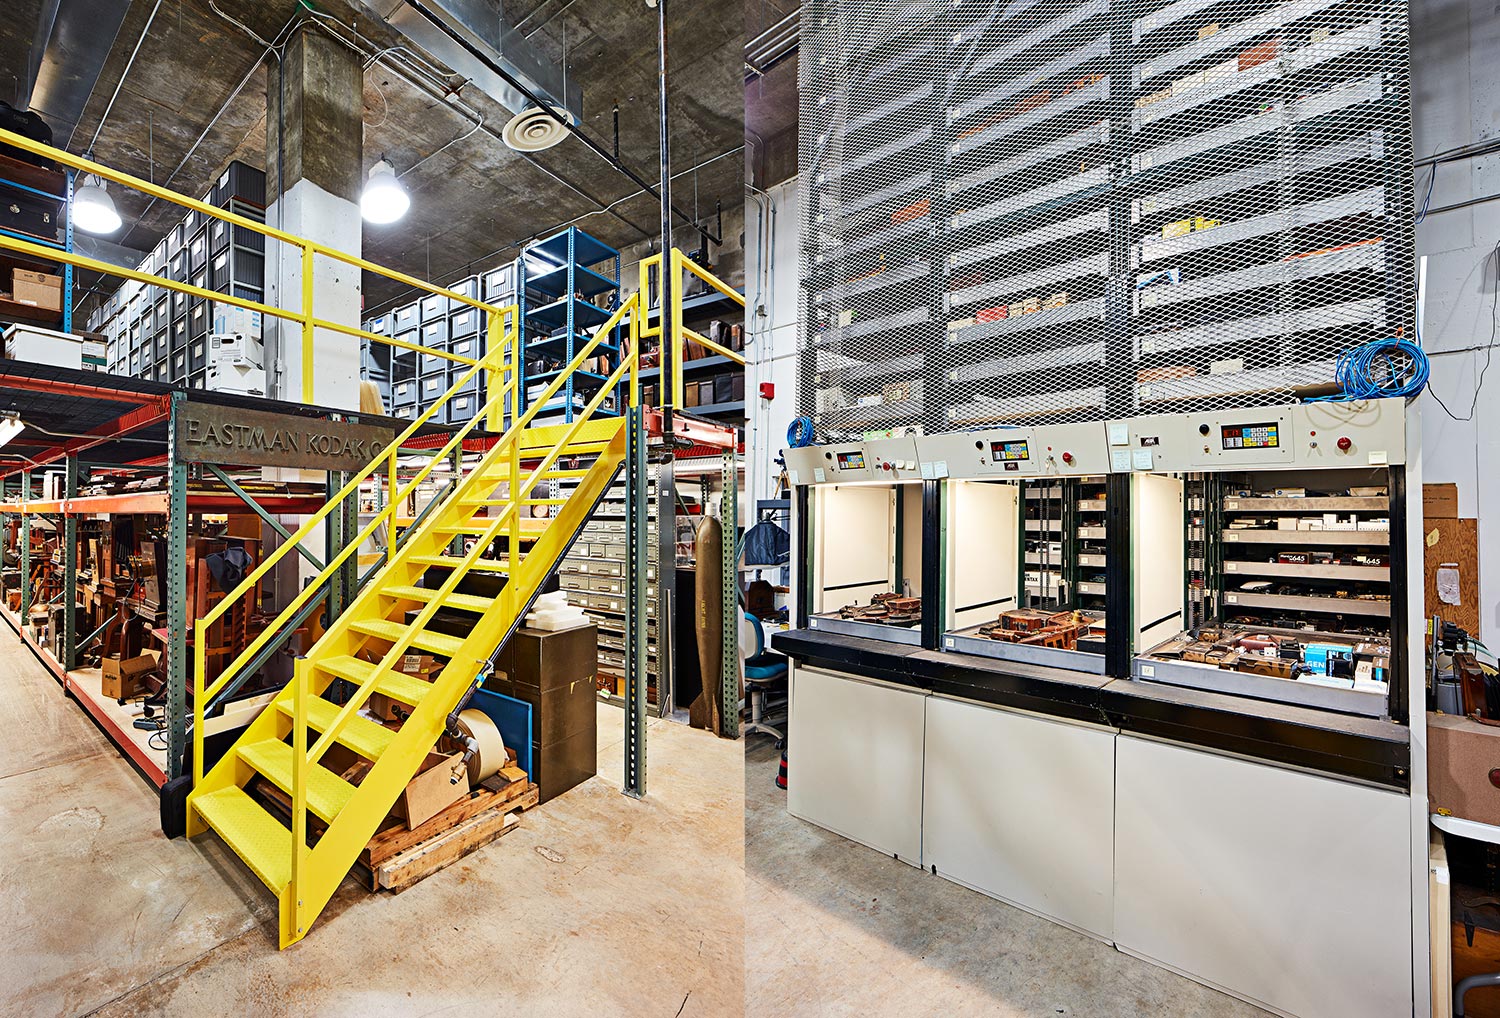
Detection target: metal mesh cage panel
<box><xmin>798</xmin><ymin>0</ymin><xmax>1415</xmax><ymax>440</ymax></box>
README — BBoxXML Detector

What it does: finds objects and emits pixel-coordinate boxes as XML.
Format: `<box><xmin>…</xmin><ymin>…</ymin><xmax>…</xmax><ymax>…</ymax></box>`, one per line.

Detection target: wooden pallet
<box><xmin>363</xmin><ymin>771</ymin><xmax>539</xmax><ymax>892</ymax></box>
<box><xmin>253</xmin><ymin>768</ymin><xmax>539</xmax><ymax>893</ymax></box>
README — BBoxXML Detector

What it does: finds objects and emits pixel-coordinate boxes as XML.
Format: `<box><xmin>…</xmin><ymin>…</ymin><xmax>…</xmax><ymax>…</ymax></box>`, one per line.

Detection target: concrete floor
<box><xmin>744</xmin><ymin>734</ymin><xmax>1273</xmax><ymax>1018</ymax></box>
<box><xmin>0</xmin><ymin>642</ymin><xmax>744</xmax><ymax>1018</ymax></box>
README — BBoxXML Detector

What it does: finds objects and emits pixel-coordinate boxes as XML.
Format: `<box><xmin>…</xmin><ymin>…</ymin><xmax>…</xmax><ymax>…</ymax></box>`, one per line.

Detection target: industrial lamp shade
<box><xmin>361</xmin><ymin>158</ymin><xmax>409</xmax><ymax>225</ymax></box>
<box><xmin>73</xmin><ymin>174</ymin><xmax>122</xmax><ymax>235</ymax></box>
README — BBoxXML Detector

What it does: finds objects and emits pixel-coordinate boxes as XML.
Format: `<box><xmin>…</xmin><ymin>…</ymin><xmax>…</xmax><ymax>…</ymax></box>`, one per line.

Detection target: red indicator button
<box><xmin>1337</xmin><ymin>436</ymin><xmax>1352</xmax><ymax>452</ymax></box>
<box><xmin>1062</xmin><ymin>451</ymin><xmax>1075</xmax><ymax>465</ymax></box>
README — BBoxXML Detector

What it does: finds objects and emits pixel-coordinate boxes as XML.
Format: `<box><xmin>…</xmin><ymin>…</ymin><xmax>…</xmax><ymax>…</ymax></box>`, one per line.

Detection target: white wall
<box><xmin>1411</xmin><ymin>1</ymin><xmax>1500</xmax><ymax>637</ymax></box>
<box><xmin>745</xmin><ymin>178</ymin><xmax>801</xmax><ymax>508</ymax></box>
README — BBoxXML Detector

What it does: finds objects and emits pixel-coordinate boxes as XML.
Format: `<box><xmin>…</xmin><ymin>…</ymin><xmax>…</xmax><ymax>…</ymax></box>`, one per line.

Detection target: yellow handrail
<box><xmin>191</xmin><ymin>306</ymin><xmax>519</xmax><ymax>786</ymax></box>
<box><xmin>293</xmin><ymin>294</ymin><xmax>640</xmax><ymax>766</ymax></box>
<box><xmin>634</xmin><ymin>249</ymin><xmax>746</xmax><ymax>409</ymax></box>
<box><xmin>0</xmin><ymin>126</ymin><xmax>504</xmax><ymax>401</ymax></box>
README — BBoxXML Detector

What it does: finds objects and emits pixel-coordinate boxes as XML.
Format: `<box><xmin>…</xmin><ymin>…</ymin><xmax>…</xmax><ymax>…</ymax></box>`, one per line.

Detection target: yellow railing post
<box><xmin>300</xmin><ymin>242</ymin><xmax>315</xmax><ymax>405</ymax></box>
<box><xmin>485</xmin><ymin>309</ymin><xmax>504</xmax><ymax>433</ymax></box>
<box><xmin>289</xmin><ymin>656</ymin><xmax>308</xmax><ymax>945</ymax></box>
<box><xmin>629</xmin><ymin>292</ymin><xmax>641</xmax><ymax>408</ymax></box>
<box><xmin>193</xmin><ymin>619</ymin><xmax>207</xmax><ymax>787</ymax></box>
<box><xmin>669</xmin><ymin>248</ymin><xmax>686</xmax><ymax>409</ymax></box>
<box><xmin>387</xmin><ymin>449</ymin><xmax>399</xmax><ymax>554</ymax></box>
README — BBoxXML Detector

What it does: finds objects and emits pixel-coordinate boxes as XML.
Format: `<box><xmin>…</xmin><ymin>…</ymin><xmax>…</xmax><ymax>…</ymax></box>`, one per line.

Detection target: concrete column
<box><xmin>264</xmin><ymin>24</ymin><xmax>363</xmax><ymax>410</ymax></box>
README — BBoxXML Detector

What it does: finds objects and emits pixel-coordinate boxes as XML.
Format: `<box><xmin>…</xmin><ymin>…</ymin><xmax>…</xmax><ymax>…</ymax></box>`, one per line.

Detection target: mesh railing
<box><xmin>798</xmin><ymin>0</ymin><xmax>1415</xmax><ymax>440</ymax></box>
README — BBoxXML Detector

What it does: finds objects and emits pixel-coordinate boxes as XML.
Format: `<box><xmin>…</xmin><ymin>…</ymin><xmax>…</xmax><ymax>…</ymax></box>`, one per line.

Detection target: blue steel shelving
<box><xmin>0</xmin><ymin>158</ymin><xmax>74</xmax><ymax>332</ymax></box>
<box><xmin>519</xmin><ymin>227</ymin><xmax>623</xmax><ymax>421</ymax></box>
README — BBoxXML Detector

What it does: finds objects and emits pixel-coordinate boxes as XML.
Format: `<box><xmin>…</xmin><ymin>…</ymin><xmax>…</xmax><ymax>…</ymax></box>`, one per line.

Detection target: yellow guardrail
<box><xmin>639</xmin><ymin>249</ymin><xmax>747</xmax><ymax>409</ymax></box>
<box><xmin>0</xmin><ymin>126</ymin><xmax>511</xmax><ymax>409</ymax></box>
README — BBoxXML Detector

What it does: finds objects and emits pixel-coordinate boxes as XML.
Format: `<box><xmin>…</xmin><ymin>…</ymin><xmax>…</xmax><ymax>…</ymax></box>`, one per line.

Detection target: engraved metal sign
<box><xmin>174</xmin><ymin>399</ymin><xmax>397</xmax><ymax>470</ymax></box>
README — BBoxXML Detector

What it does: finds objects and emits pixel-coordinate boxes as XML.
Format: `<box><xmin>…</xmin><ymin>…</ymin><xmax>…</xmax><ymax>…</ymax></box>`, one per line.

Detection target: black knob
<box><xmin>824</xmin><ymin>451</ymin><xmax>833</xmax><ymax>459</ymax></box>
<box><xmin>1199</xmin><ymin>424</ymin><xmax>1210</xmax><ymax>436</ymax></box>
<box><xmin>975</xmin><ymin>440</ymin><xmax>983</xmax><ymax>450</ymax></box>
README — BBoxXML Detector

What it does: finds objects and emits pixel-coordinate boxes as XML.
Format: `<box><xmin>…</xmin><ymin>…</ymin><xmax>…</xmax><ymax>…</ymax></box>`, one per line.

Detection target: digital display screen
<box><xmin>990</xmin><ymin>440</ymin><xmax>1030</xmax><ymax>463</ymax></box>
<box><xmin>1221</xmin><ymin>422</ymin><xmax>1279</xmax><ymax>450</ymax></box>
<box><xmin>835</xmin><ymin>451</ymin><xmax>866</xmax><ymax>470</ymax></box>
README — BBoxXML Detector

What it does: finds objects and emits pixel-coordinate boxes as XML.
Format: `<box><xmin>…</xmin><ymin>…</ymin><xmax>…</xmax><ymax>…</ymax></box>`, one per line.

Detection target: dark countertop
<box><xmin>771</xmin><ymin>628</ymin><xmax>1411</xmax><ymax>790</ymax></box>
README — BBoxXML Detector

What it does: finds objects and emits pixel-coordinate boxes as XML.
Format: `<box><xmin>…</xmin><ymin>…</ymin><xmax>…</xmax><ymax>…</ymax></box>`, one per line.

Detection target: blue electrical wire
<box><xmin>787</xmin><ymin>416</ymin><xmax>816</xmax><ymax>448</ymax></box>
<box><xmin>1309</xmin><ymin>337</ymin><xmax>1430</xmax><ymax>402</ymax></box>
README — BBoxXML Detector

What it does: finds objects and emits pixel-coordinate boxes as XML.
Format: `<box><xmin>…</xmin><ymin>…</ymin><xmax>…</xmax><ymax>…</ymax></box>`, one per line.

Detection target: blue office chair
<box><xmin>740</xmin><ymin>612</ymin><xmax>787</xmax><ymax>742</ymax></box>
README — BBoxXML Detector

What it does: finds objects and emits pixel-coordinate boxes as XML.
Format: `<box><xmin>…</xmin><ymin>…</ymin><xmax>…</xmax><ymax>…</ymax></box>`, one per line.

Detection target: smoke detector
<box><xmin>502</xmin><ymin>106</ymin><xmax>574</xmax><ymax>152</ymax></box>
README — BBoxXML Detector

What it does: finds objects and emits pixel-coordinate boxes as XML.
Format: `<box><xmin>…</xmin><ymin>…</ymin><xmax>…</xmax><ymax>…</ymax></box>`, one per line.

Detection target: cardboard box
<box><xmin>212</xmin><ymin>301</ymin><xmax>262</xmax><ymax>341</ymax></box>
<box><xmin>102</xmin><ymin>652</ymin><xmax>157</xmax><ymax>700</ymax></box>
<box><xmin>1424</xmin><ymin>483</ymin><xmax>1458</xmax><ymax>520</ymax></box>
<box><xmin>396</xmin><ymin>751</ymin><xmax>470</xmax><ymax>829</ymax></box>
<box><xmin>401</xmin><ymin>652</ymin><xmax>442</xmax><ymax>677</ymax></box>
<box><xmin>1428</xmin><ymin>712</ymin><xmax>1500</xmax><ymax>825</ymax></box>
<box><xmin>12</xmin><ymin>269</ymin><xmax>61</xmax><ymax>311</ymax></box>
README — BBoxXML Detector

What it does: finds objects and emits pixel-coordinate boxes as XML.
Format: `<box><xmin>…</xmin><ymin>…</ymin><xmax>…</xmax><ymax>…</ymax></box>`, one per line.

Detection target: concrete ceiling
<box><xmin>3</xmin><ymin>0</ymin><xmax>742</xmax><ymax>317</ymax></box>
<box><xmin>745</xmin><ymin>0</ymin><xmax>798</xmax><ymax>188</ymax></box>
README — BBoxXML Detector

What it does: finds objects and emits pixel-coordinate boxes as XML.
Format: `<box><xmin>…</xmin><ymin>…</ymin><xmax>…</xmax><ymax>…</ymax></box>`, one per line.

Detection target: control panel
<box><xmin>784</xmin><ymin>436</ymin><xmax>923</xmax><ymax>486</ymax></box>
<box><xmin>1105</xmin><ymin>398</ymin><xmax>1407</xmax><ymax>473</ymax></box>
<box><xmin>919</xmin><ymin>420</ymin><xmax>1112</xmax><ymax>480</ymax></box>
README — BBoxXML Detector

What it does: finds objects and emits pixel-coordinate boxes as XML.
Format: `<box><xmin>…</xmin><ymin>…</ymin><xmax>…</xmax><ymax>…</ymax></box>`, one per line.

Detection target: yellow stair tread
<box><xmin>409</xmin><ymin>554</ymin><xmax>511</xmax><ymax>573</ymax></box>
<box><xmin>238</xmin><ymin>739</ymin><xmax>356</xmax><ymax>824</ymax></box>
<box><xmin>193</xmin><ymin>786</ymin><xmax>293</xmax><ymax>894</ymax></box>
<box><xmin>383</xmin><ymin>585</ymin><xmax>492</xmax><ymax>613</ymax></box>
<box><xmin>277</xmin><ymin>696</ymin><xmax>396</xmax><ymax>761</ymax></box>
<box><xmin>350</xmin><ymin>618</ymin><xmax>466</xmax><ymax>657</ymax></box>
<box><xmin>315</xmin><ymin>653</ymin><xmax>445</xmax><ymax>701</ymax></box>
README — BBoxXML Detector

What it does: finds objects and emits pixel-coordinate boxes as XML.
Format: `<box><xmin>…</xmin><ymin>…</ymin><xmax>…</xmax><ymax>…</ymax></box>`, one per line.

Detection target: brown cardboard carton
<box><xmin>102</xmin><ymin>652</ymin><xmax>157</xmax><ymax>700</ymax></box>
<box><xmin>12</xmin><ymin>269</ymin><xmax>61</xmax><ymax>311</ymax></box>
<box><xmin>395</xmin><ymin>751</ymin><xmax>470</xmax><ymax>829</ymax></box>
<box><xmin>1429</xmin><ymin>712</ymin><xmax>1500</xmax><ymax>825</ymax></box>
<box><xmin>1423</xmin><ymin>482</ymin><xmax>1458</xmax><ymax>520</ymax></box>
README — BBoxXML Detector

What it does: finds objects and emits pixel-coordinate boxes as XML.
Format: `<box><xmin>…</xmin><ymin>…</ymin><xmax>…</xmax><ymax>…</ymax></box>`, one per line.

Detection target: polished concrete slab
<box><xmin>744</xmin><ymin>735</ymin><xmax>1273</xmax><ymax>1018</ymax></box>
<box><xmin>0</xmin><ymin>639</ymin><xmax>744</xmax><ymax>1018</ymax></box>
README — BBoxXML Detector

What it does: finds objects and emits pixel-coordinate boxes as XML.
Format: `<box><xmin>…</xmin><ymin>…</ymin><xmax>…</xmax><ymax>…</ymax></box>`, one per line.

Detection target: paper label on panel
<box><xmin>1110</xmin><ymin>450</ymin><xmax>1131</xmax><ymax>472</ymax></box>
<box><xmin>1132</xmin><ymin>449</ymin><xmax>1154</xmax><ymax>470</ymax></box>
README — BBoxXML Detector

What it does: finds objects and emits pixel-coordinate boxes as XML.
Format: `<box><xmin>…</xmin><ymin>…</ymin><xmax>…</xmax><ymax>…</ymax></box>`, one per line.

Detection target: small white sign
<box><xmin>814</xmin><ymin>468</ymin><xmax>827</xmax><ymax>483</ymax></box>
<box><xmin>788</xmin><ymin>470</ymin><xmax>799</xmax><ymax>487</ymax></box>
<box><xmin>1110</xmin><ymin>450</ymin><xmax>1131</xmax><ymax>472</ymax></box>
<box><xmin>1132</xmin><ymin>449</ymin><xmax>1154</xmax><ymax>470</ymax></box>
<box><xmin>1108</xmin><ymin>422</ymin><xmax>1130</xmax><ymax>446</ymax></box>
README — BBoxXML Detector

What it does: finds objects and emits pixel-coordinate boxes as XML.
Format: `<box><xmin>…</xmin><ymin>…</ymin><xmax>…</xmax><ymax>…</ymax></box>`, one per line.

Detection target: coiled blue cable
<box><xmin>1311</xmin><ymin>337</ymin><xmax>1429</xmax><ymax>401</ymax></box>
<box><xmin>787</xmin><ymin>416</ymin><xmax>816</xmax><ymax>448</ymax></box>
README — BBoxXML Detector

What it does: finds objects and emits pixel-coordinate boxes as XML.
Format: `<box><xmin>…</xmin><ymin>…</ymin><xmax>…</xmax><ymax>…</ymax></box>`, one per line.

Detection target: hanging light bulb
<box><xmin>0</xmin><ymin>414</ymin><xmax>25</xmax><ymax>449</ymax></box>
<box><xmin>73</xmin><ymin>174</ymin><xmax>122</xmax><ymax>235</ymax></box>
<box><xmin>360</xmin><ymin>157</ymin><xmax>409</xmax><ymax>225</ymax></box>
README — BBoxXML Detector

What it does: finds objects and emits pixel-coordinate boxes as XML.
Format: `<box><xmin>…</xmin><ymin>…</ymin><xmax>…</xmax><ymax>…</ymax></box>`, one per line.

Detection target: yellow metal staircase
<box><xmin>187</xmin><ymin>297</ymin><xmax>640</xmax><ymax>947</ymax></box>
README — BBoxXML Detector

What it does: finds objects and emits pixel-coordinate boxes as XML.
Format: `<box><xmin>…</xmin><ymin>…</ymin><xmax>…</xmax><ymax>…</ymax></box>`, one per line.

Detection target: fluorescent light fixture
<box><xmin>360</xmin><ymin>157</ymin><xmax>410</xmax><ymax>225</ymax></box>
<box><xmin>0</xmin><ymin>415</ymin><xmax>25</xmax><ymax>449</ymax></box>
<box><xmin>73</xmin><ymin>174</ymin><xmax>122</xmax><ymax>234</ymax></box>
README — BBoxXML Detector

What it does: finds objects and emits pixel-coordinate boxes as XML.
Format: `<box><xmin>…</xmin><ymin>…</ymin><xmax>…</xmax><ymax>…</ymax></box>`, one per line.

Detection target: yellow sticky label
<box><xmin>1426</xmin><ymin>527</ymin><xmax>1441</xmax><ymax>548</ymax></box>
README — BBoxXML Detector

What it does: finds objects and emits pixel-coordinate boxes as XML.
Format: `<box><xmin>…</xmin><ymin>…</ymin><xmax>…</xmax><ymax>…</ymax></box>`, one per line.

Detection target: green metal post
<box><xmin>62</xmin><ymin>454</ymin><xmax>78</xmax><ymax>669</ymax></box>
<box><xmin>450</xmin><ymin>444</ymin><xmax>464</xmax><ymax>558</ymax></box>
<box><xmin>324</xmin><ymin>470</ymin><xmax>346</xmax><ymax>624</ymax></box>
<box><xmin>341</xmin><ymin>469</ymin><xmax>359</xmax><ymax>604</ymax></box>
<box><xmin>166</xmin><ymin>393</ymin><xmax>188</xmax><ymax>779</ymax></box>
<box><xmin>719</xmin><ymin>447</ymin><xmax>739</xmax><ymax>739</ymax></box>
<box><xmin>19</xmin><ymin>469</ymin><xmax>31</xmax><ymax>620</ymax></box>
<box><xmin>623</xmin><ymin>406</ymin><xmax>648</xmax><ymax>798</ymax></box>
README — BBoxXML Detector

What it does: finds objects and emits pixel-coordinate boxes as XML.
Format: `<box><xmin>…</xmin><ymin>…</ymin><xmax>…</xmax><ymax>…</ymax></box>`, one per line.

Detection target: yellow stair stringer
<box><xmin>186</xmin><ymin>425</ymin><xmax>533</xmax><ymax>829</ymax></box>
<box><xmin>278</xmin><ymin>420</ymin><xmax>629</xmax><ymax>946</ymax></box>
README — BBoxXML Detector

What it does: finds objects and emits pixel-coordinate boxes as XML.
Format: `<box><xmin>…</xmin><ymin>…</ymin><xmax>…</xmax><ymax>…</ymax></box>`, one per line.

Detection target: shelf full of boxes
<box><xmin>363</xmin><ymin>268</ymin><xmax>491</xmax><ymax>425</ymax></box>
<box><xmin>1125</xmin><ymin>0</ymin><xmax>1410</xmax><ymax>412</ymax></box>
<box><xmin>641</xmin><ymin>288</ymin><xmax>747</xmax><ymax>419</ymax></box>
<box><xmin>91</xmin><ymin>161</ymin><xmax>267</xmax><ymax>394</ymax></box>
<box><xmin>942</xmin><ymin>0</ymin><xmax>1114</xmax><ymax>427</ymax></box>
<box><xmin>797</xmin><ymin>0</ymin><xmax>1412</xmax><ymax>436</ymax></box>
<box><xmin>798</xmin><ymin>4</ymin><xmax>945</xmax><ymax>440</ymax></box>
<box><xmin>0</xmin><ymin>143</ymin><xmax>84</xmax><ymax>369</ymax></box>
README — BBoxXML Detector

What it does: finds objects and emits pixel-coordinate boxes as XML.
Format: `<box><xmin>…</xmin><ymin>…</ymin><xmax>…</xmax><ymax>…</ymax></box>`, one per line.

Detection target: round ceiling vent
<box><xmin>502</xmin><ymin>106</ymin><xmax>573</xmax><ymax>152</ymax></box>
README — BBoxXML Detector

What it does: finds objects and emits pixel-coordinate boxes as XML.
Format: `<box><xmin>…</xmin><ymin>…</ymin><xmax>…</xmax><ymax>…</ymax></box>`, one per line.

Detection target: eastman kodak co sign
<box><xmin>174</xmin><ymin>400</ymin><xmax>397</xmax><ymax>471</ymax></box>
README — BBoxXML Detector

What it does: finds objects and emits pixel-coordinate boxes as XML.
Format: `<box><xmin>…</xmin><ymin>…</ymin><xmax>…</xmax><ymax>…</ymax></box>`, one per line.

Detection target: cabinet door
<box><xmin>923</xmin><ymin>696</ymin><xmax>1115</xmax><ymax>938</ymax></box>
<box><xmin>1115</xmin><ymin>736</ymin><xmax>1412</xmax><ymax>1018</ymax></box>
<box><xmin>787</xmin><ymin>664</ymin><xmax>925</xmax><ymax>865</ymax></box>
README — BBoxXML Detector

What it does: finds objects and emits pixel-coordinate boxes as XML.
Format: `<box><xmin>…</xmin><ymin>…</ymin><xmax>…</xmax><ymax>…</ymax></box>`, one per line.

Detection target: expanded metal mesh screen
<box><xmin>798</xmin><ymin>0</ymin><xmax>1414</xmax><ymax>441</ymax></box>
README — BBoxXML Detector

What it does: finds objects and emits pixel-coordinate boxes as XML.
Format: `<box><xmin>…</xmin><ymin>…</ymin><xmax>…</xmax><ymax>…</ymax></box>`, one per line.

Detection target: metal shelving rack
<box><xmin>96</xmin><ymin>160</ymin><xmax>266</xmax><ymax>390</ymax></box>
<box><xmin>520</xmin><ymin>227</ymin><xmax>623</xmax><ymax>422</ymax></box>
<box><xmin>798</xmin><ymin>3</ymin><xmax>945</xmax><ymax>441</ymax></box>
<box><xmin>0</xmin><ymin>154</ymin><xmax>74</xmax><ymax>333</ymax></box>
<box><xmin>640</xmin><ymin>288</ymin><xmax>746</xmax><ymax>421</ymax></box>
<box><xmin>797</xmin><ymin>0</ymin><xmax>1414</xmax><ymax>436</ymax></box>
